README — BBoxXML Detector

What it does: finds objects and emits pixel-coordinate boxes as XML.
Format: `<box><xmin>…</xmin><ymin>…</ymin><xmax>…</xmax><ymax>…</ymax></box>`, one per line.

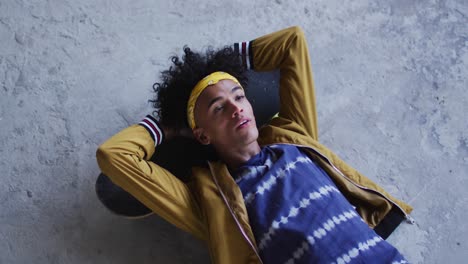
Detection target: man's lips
<box><xmin>236</xmin><ymin>119</ymin><xmax>251</xmax><ymax>129</ymax></box>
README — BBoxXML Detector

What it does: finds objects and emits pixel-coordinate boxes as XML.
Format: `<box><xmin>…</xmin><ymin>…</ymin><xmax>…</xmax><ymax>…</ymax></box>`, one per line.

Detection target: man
<box><xmin>97</xmin><ymin>26</ymin><xmax>413</xmax><ymax>263</ymax></box>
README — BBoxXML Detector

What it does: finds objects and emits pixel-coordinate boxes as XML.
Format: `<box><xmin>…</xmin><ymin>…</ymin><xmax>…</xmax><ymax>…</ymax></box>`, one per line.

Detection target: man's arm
<box><xmin>96</xmin><ymin>116</ymin><xmax>206</xmax><ymax>240</ymax></box>
<box><xmin>237</xmin><ymin>26</ymin><xmax>318</xmax><ymax>140</ymax></box>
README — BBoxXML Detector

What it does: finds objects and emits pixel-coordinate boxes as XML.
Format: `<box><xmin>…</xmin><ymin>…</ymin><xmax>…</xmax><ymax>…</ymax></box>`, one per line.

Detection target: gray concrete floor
<box><xmin>1</xmin><ymin>0</ymin><xmax>467</xmax><ymax>263</ymax></box>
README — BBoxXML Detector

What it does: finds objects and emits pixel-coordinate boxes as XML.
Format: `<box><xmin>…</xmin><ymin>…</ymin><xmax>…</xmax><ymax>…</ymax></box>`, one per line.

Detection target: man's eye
<box><xmin>214</xmin><ymin>106</ymin><xmax>223</xmax><ymax>112</ymax></box>
<box><xmin>235</xmin><ymin>95</ymin><xmax>245</xmax><ymax>101</ymax></box>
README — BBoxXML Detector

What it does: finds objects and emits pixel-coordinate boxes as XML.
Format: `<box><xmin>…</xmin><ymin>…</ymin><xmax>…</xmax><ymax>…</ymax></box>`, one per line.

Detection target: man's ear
<box><xmin>193</xmin><ymin>127</ymin><xmax>211</xmax><ymax>145</ymax></box>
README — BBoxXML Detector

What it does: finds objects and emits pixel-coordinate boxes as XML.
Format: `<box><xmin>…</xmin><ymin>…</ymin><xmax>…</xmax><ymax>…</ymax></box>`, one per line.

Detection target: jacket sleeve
<box><xmin>96</xmin><ymin>116</ymin><xmax>206</xmax><ymax>240</ymax></box>
<box><xmin>236</xmin><ymin>26</ymin><xmax>319</xmax><ymax>140</ymax></box>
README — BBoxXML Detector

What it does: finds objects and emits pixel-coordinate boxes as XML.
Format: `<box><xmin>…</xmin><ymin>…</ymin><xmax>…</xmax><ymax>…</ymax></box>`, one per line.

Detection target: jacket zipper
<box><xmin>209</xmin><ymin>165</ymin><xmax>264</xmax><ymax>264</ymax></box>
<box><xmin>274</xmin><ymin>143</ymin><xmax>416</xmax><ymax>224</ymax></box>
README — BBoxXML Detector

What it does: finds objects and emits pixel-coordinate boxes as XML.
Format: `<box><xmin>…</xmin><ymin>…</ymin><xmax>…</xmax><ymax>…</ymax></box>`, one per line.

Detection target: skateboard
<box><xmin>96</xmin><ymin>71</ymin><xmax>280</xmax><ymax>218</ymax></box>
<box><xmin>96</xmin><ymin>172</ymin><xmax>153</xmax><ymax>219</ymax></box>
<box><xmin>95</xmin><ymin>136</ymin><xmax>218</xmax><ymax>218</ymax></box>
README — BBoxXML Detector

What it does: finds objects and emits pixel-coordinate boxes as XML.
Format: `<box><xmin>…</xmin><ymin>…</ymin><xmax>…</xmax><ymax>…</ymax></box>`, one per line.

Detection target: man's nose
<box><xmin>230</xmin><ymin>101</ymin><xmax>244</xmax><ymax>118</ymax></box>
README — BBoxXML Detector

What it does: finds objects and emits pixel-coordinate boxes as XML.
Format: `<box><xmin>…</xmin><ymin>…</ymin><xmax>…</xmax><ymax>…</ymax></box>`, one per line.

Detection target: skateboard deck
<box><xmin>96</xmin><ymin>71</ymin><xmax>280</xmax><ymax>218</ymax></box>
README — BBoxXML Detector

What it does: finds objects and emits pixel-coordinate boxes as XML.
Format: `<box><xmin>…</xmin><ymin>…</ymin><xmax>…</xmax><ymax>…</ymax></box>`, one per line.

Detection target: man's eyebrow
<box><xmin>208</xmin><ymin>96</ymin><xmax>222</xmax><ymax>109</ymax></box>
<box><xmin>231</xmin><ymin>86</ymin><xmax>242</xmax><ymax>93</ymax></box>
<box><xmin>207</xmin><ymin>86</ymin><xmax>243</xmax><ymax>109</ymax></box>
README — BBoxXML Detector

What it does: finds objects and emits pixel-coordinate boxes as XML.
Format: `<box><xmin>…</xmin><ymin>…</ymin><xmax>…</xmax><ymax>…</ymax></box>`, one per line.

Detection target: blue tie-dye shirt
<box><xmin>234</xmin><ymin>144</ymin><xmax>408</xmax><ymax>264</ymax></box>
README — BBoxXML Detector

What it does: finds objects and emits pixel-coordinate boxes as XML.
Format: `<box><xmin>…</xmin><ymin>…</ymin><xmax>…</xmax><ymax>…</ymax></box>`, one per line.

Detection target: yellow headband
<box><xmin>187</xmin><ymin>71</ymin><xmax>241</xmax><ymax>129</ymax></box>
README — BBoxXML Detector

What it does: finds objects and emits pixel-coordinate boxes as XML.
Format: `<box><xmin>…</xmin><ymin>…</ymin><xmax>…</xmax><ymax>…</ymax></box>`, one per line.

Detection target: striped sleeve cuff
<box><xmin>233</xmin><ymin>41</ymin><xmax>253</xmax><ymax>70</ymax></box>
<box><xmin>138</xmin><ymin>115</ymin><xmax>164</xmax><ymax>146</ymax></box>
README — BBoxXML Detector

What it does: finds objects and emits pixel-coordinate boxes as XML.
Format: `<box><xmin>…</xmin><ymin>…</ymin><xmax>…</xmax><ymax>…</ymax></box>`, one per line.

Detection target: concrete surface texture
<box><xmin>1</xmin><ymin>0</ymin><xmax>467</xmax><ymax>263</ymax></box>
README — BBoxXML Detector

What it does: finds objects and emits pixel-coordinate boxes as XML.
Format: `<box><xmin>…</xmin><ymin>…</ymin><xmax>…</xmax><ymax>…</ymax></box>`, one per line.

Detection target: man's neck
<box><xmin>217</xmin><ymin>141</ymin><xmax>261</xmax><ymax>170</ymax></box>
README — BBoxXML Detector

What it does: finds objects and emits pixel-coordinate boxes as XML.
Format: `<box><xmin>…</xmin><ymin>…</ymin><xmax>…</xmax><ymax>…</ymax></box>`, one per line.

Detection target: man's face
<box><xmin>193</xmin><ymin>79</ymin><xmax>258</xmax><ymax>150</ymax></box>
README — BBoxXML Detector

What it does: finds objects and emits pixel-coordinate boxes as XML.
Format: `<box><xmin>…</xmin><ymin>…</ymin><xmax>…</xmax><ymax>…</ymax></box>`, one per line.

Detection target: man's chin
<box><xmin>243</xmin><ymin>128</ymin><xmax>259</xmax><ymax>144</ymax></box>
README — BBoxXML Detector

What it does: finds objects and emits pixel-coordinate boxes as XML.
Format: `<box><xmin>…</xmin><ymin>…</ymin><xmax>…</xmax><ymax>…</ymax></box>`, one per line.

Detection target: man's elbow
<box><xmin>282</xmin><ymin>26</ymin><xmax>307</xmax><ymax>48</ymax></box>
<box><xmin>290</xmin><ymin>25</ymin><xmax>304</xmax><ymax>35</ymax></box>
<box><xmin>289</xmin><ymin>25</ymin><xmax>306</xmax><ymax>41</ymax></box>
<box><xmin>96</xmin><ymin>144</ymin><xmax>117</xmax><ymax>176</ymax></box>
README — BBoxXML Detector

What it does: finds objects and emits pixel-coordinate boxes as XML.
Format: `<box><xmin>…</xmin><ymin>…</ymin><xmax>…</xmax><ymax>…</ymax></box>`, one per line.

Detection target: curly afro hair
<box><xmin>150</xmin><ymin>45</ymin><xmax>248</xmax><ymax>131</ymax></box>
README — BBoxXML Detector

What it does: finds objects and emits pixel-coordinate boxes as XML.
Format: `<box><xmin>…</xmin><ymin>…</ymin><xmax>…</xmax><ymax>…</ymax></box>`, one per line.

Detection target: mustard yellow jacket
<box><xmin>97</xmin><ymin>26</ymin><xmax>413</xmax><ymax>264</ymax></box>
